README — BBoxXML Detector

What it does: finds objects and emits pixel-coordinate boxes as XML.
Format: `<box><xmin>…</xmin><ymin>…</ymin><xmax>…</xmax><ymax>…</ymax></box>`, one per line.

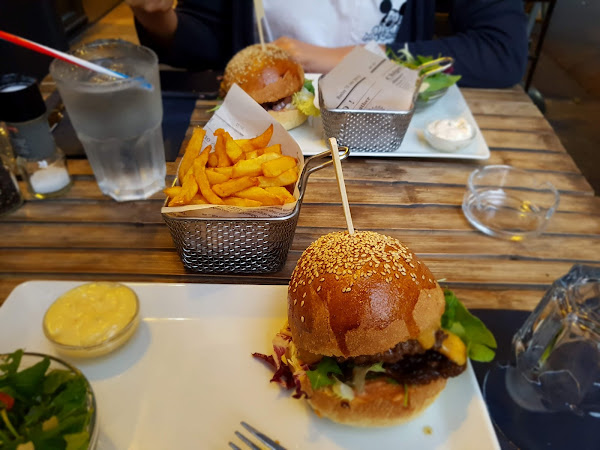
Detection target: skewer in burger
<box><xmin>220</xmin><ymin>43</ymin><xmax>319</xmax><ymax>131</ymax></box>
<box><xmin>254</xmin><ymin>231</ymin><xmax>495</xmax><ymax>427</ymax></box>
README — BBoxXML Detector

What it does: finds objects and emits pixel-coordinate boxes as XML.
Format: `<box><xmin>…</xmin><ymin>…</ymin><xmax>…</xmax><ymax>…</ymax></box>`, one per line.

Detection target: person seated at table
<box><xmin>125</xmin><ymin>0</ymin><xmax>528</xmax><ymax>88</ymax></box>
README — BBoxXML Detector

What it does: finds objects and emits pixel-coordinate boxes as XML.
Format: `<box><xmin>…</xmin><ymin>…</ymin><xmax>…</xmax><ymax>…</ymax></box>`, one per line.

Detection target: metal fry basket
<box><xmin>162</xmin><ymin>147</ymin><xmax>349</xmax><ymax>274</ymax></box>
<box><xmin>318</xmin><ymin>57</ymin><xmax>453</xmax><ymax>153</ymax></box>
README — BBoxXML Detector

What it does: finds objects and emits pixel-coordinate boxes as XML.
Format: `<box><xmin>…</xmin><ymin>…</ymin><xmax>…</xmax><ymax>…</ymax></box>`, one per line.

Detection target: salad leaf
<box><xmin>292</xmin><ymin>88</ymin><xmax>320</xmax><ymax>117</ymax></box>
<box><xmin>441</xmin><ymin>289</ymin><xmax>497</xmax><ymax>362</ymax></box>
<box><xmin>386</xmin><ymin>44</ymin><xmax>461</xmax><ymax>95</ymax></box>
<box><xmin>306</xmin><ymin>357</ymin><xmax>342</xmax><ymax>390</ymax></box>
<box><xmin>0</xmin><ymin>350</ymin><xmax>92</xmax><ymax>449</ymax></box>
<box><xmin>303</xmin><ymin>79</ymin><xmax>315</xmax><ymax>95</ymax></box>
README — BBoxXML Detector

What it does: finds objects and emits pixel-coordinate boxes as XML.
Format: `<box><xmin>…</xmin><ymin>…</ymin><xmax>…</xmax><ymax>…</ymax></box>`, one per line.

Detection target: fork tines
<box><xmin>229</xmin><ymin>421</ymin><xmax>286</xmax><ymax>450</ymax></box>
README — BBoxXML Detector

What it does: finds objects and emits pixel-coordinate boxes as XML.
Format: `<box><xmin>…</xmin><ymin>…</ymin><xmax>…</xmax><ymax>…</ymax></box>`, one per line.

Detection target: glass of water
<box><xmin>50</xmin><ymin>39</ymin><xmax>166</xmax><ymax>201</ymax></box>
<box><xmin>507</xmin><ymin>264</ymin><xmax>600</xmax><ymax>416</ymax></box>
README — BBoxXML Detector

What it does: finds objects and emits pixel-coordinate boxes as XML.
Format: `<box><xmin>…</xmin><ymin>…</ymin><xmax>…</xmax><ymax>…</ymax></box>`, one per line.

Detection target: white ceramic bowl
<box><xmin>424</xmin><ymin>117</ymin><xmax>475</xmax><ymax>152</ymax></box>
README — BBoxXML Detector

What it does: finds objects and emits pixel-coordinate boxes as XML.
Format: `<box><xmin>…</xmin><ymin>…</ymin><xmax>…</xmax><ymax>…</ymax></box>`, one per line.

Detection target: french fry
<box><xmin>163</xmin><ymin>186</ymin><xmax>182</xmax><ymax>198</ymax></box>
<box><xmin>213</xmin><ymin>166</ymin><xmax>234</xmax><ymax>177</ymax></box>
<box><xmin>235</xmin><ymin>124</ymin><xmax>273</xmax><ymax>151</ymax></box>
<box><xmin>206</xmin><ymin>168</ymin><xmax>231</xmax><ymax>185</ymax></box>
<box><xmin>265</xmin><ymin>186</ymin><xmax>296</xmax><ymax>204</ymax></box>
<box><xmin>193</xmin><ymin>145</ymin><xmax>224</xmax><ymax>205</ymax></box>
<box><xmin>214</xmin><ymin>129</ymin><xmax>232</xmax><ymax>167</ymax></box>
<box><xmin>169</xmin><ymin>168</ymin><xmax>198</xmax><ymax>206</ymax></box>
<box><xmin>260</xmin><ymin>144</ymin><xmax>282</xmax><ymax>155</ymax></box>
<box><xmin>232</xmin><ymin>152</ymin><xmax>281</xmax><ymax>178</ymax></box>
<box><xmin>262</xmin><ymin>155</ymin><xmax>297</xmax><ymax>178</ymax></box>
<box><xmin>224</xmin><ymin>133</ymin><xmax>244</xmax><ymax>163</ymax></box>
<box><xmin>178</xmin><ymin>127</ymin><xmax>206</xmax><ymax>182</ymax></box>
<box><xmin>258</xmin><ymin>166</ymin><xmax>299</xmax><ymax>187</ymax></box>
<box><xmin>212</xmin><ymin>176</ymin><xmax>259</xmax><ymax>198</ymax></box>
<box><xmin>207</xmin><ymin>152</ymin><xmax>218</xmax><ymax>168</ymax></box>
<box><xmin>190</xmin><ymin>194</ymin><xmax>208</xmax><ymax>205</ymax></box>
<box><xmin>234</xmin><ymin>186</ymin><xmax>282</xmax><ymax>206</ymax></box>
<box><xmin>222</xmin><ymin>197</ymin><xmax>263</xmax><ymax>207</ymax></box>
<box><xmin>245</xmin><ymin>150</ymin><xmax>260</xmax><ymax>160</ymax></box>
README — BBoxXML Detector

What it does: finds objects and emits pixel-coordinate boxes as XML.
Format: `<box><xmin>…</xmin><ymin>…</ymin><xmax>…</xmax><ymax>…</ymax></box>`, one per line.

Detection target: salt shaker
<box><xmin>0</xmin><ymin>74</ymin><xmax>72</xmax><ymax>198</ymax></box>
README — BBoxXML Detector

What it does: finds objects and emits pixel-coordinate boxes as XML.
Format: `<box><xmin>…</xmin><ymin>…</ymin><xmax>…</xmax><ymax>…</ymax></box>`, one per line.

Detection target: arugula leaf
<box><xmin>442</xmin><ymin>289</ymin><xmax>497</xmax><ymax>362</ymax></box>
<box><xmin>43</xmin><ymin>370</ymin><xmax>77</xmax><ymax>396</ymax></box>
<box><xmin>0</xmin><ymin>349</ymin><xmax>23</xmax><ymax>380</ymax></box>
<box><xmin>306</xmin><ymin>357</ymin><xmax>342</xmax><ymax>390</ymax></box>
<box><xmin>12</xmin><ymin>357</ymin><xmax>50</xmax><ymax>397</ymax></box>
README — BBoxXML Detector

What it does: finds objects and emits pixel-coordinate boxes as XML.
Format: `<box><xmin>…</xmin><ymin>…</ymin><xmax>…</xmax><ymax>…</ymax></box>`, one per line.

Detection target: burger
<box><xmin>220</xmin><ymin>44</ymin><xmax>319</xmax><ymax>131</ymax></box>
<box><xmin>254</xmin><ymin>231</ymin><xmax>472</xmax><ymax>427</ymax></box>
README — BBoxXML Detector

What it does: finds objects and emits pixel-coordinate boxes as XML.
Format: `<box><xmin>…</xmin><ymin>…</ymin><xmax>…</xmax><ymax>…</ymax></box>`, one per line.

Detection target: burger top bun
<box><xmin>288</xmin><ymin>231</ymin><xmax>445</xmax><ymax>358</ymax></box>
<box><xmin>220</xmin><ymin>44</ymin><xmax>304</xmax><ymax>104</ymax></box>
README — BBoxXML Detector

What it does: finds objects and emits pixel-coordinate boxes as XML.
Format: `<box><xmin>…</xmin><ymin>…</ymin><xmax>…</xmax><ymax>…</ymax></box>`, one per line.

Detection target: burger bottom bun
<box><xmin>307</xmin><ymin>378</ymin><xmax>447</xmax><ymax>427</ymax></box>
<box><xmin>268</xmin><ymin>108</ymin><xmax>308</xmax><ymax>131</ymax></box>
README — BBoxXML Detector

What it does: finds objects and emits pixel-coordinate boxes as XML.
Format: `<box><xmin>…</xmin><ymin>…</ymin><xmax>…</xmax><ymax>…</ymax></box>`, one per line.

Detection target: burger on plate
<box><xmin>220</xmin><ymin>43</ymin><xmax>319</xmax><ymax>131</ymax></box>
<box><xmin>254</xmin><ymin>231</ymin><xmax>487</xmax><ymax>427</ymax></box>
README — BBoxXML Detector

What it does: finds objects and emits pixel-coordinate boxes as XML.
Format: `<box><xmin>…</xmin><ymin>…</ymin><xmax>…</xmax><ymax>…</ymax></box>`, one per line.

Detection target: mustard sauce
<box><xmin>44</xmin><ymin>282</ymin><xmax>138</xmax><ymax>348</ymax></box>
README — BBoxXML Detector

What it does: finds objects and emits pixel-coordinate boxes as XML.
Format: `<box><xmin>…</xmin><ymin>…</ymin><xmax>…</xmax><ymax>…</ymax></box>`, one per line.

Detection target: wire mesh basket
<box><xmin>318</xmin><ymin>57</ymin><xmax>453</xmax><ymax>153</ymax></box>
<box><xmin>162</xmin><ymin>147</ymin><xmax>349</xmax><ymax>274</ymax></box>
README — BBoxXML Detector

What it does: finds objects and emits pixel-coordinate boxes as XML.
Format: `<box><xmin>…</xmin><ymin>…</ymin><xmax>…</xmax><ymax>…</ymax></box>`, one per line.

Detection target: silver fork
<box><xmin>229</xmin><ymin>421</ymin><xmax>287</xmax><ymax>450</ymax></box>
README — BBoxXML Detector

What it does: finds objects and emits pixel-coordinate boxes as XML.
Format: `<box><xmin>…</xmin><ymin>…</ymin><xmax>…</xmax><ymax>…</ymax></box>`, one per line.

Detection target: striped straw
<box><xmin>0</xmin><ymin>30</ymin><xmax>152</xmax><ymax>89</ymax></box>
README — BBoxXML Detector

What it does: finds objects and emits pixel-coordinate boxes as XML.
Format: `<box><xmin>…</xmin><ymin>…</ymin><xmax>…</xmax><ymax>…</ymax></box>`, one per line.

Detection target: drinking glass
<box><xmin>507</xmin><ymin>264</ymin><xmax>600</xmax><ymax>416</ymax></box>
<box><xmin>50</xmin><ymin>39</ymin><xmax>166</xmax><ymax>201</ymax></box>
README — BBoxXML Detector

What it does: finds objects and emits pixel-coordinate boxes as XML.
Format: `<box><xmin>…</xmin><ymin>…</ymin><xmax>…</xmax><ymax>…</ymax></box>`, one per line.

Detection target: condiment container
<box><xmin>43</xmin><ymin>282</ymin><xmax>140</xmax><ymax>358</ymax></box>
<box><xmin>0</xmin><ymin>74</ymin><xmax>72</xmax><ymax>198</ymax></box>
<box><xmin>423</xmin><ymin>117</ymin><xmax>475</xmax><ymax>152</ymax></box>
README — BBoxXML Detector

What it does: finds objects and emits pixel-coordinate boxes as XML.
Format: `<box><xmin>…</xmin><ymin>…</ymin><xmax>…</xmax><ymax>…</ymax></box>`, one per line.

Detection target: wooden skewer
<box><xmin>253</xmin><ymin>0</ymin><xmax>267</xmax><ymax>51</ymax></box>
<box><xmin>329</xmin><ymin>138</ymin><xmax>355</xmax><ymax>235</ymax></box>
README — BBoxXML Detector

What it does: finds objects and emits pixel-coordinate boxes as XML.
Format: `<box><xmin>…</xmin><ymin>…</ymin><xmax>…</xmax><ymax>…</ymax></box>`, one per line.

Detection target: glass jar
<box><xmin>0</xmin><ymin>74</ymin><xmax>72</xmax><ymax>199</ymax></box>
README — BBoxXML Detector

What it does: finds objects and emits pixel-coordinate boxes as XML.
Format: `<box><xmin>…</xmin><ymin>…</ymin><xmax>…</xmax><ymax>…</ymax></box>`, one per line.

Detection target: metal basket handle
<box><xmin>296</xmin><ymin>146</ymin><xmax>350</xmax><ymax>203</ymax></box>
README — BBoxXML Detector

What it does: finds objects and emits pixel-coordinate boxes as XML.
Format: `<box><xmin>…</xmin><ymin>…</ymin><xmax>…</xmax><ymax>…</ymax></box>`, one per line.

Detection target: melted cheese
<box><xmin>44</xmin><ymin>282</ymin><xmax>138</xmax><ymax>347</ymax></box>
<box><xmin>417</xmin><ymin>328</ymin><xmax>467</xmax><ymax>366</ymax></box>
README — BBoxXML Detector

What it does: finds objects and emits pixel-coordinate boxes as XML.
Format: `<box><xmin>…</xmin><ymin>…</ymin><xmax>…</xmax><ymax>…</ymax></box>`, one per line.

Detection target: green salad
<box><xmin>387</xmin><ymin>44</ymin><xmax>461</xmax><ymax>101</ymax></box>
<box><xmin>0</xmin><ymin>350</ymin><xmax>93</xmax><ymax>450</ymax></box>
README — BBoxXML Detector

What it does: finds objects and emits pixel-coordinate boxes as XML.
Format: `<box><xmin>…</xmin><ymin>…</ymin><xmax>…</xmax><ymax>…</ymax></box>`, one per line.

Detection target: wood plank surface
<box><xmin>1</xmin><ymin>84</ymin><xmax>599</xmax><ymax>315</ymax></box>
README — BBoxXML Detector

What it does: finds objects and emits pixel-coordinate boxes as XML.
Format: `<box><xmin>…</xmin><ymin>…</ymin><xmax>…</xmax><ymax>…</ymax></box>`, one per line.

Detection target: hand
<box><xmin>125</xmin><ymin>0</ymin><xmax>174</xmax><ymax>14</ymax></box>
<box><xmin>272</xmin><ymin>37</ymin><xmax>353</xmax><ymax>73</ymax></box>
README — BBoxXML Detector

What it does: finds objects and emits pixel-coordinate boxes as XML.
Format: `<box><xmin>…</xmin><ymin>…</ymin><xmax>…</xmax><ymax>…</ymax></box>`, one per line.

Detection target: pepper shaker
<box><xmin>0</xmin><ymin>74</ymin><xmax>72</xmax><ymax>199</ymax></box>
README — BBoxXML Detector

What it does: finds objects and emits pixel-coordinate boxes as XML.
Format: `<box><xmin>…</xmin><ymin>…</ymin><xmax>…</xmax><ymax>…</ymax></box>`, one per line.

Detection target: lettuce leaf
<box><xmin>441</xmin><ymin>289</ymin><xmax>497</xmax><ymax>362</ymax></box>
<box><xmin>292</xmin><ymin>89</ymin><xmax>320</xmax><ymax>117</ymax></box>
<box><xmin>306</xmin><ymin>357</ymin><xmax>342</xmax><ymax>390</ymax></box>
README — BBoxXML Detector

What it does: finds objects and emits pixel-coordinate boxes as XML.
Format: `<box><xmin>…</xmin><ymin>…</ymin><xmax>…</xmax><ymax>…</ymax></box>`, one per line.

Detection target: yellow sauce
<box><xmin>44</xmin><ymin>282</ymin><xmax>138</xmax><ymax>350</ymax></box>
<box><xmin>417</xmin><ymin>327</ymin><xmax>467</xmax><ymax>366</ymax></box>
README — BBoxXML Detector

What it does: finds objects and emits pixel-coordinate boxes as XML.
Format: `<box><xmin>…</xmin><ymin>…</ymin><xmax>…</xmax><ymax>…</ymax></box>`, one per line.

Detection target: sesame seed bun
<box><xmin>220</xmin><ymin>43</ymin><xmax>304</xmax><ymax>105</ymax></box>
<box><xmin>288</xmin><ymin>231</ymin><xmax>445</xmax><ymax>358</ymax></box>
<box><xmin>307</xmin><ymin>378</ymin><xmax>447</xmax><ymax>427</ymax></box>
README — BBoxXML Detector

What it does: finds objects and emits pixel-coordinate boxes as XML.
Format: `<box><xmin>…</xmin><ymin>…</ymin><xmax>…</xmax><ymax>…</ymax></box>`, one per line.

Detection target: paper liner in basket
<box><xmin>161</xmin><ymin>84</ymin><xmax>304</xmax><ymax>219</ymax></box>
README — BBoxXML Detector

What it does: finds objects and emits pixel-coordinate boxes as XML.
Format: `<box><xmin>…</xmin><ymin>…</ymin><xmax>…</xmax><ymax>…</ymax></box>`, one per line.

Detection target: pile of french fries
<box><xmin>164</xmin><ymin>124</ymin><xmax>299</xmax><ymax>207</ymax></box>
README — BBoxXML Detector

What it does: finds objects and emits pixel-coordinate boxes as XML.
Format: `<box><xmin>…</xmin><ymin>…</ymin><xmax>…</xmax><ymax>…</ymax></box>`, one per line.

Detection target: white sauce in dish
<box><xmin>427</xmin><ymin>118</ymin><xmax>473</xmax><ymax>141</ymax></box>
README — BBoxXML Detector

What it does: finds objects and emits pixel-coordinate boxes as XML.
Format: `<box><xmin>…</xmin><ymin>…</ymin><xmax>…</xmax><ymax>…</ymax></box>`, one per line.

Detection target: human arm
<box><xmin>389</xmin><ymin>0</ymin><xmax>528</xmax><ymax>88</ymax></box>
<box><xmin>126</xmin><ymin>0</ymin><xmax>254</xmax><ymax>70</ymax></box>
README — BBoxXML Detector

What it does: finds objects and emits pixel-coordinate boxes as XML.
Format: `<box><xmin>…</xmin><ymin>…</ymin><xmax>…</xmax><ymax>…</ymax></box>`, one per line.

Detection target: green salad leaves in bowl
<box><xmin>0</xmin><ymin>350</ymin><xmax>97</xmax><ymax>450</ymax></box>
<box><xmin>387</xmin><ymin>44</ymin><xmax>461</xmax><ymax>105</ymax></box>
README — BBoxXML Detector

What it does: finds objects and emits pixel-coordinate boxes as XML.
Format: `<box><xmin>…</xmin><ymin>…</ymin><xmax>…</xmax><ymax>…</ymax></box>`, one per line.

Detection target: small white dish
<box><xmin>423</xmin><ymin>117</ymin><xmax>475</xmax><ymax>152</ymax></box>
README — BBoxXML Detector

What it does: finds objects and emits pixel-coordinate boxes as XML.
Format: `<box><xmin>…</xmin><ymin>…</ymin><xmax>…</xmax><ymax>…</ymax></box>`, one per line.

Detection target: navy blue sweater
<box><xmin>136</xmin><ymin>0</ymin><xmax>528</xmax><ymax>88</ymax></box>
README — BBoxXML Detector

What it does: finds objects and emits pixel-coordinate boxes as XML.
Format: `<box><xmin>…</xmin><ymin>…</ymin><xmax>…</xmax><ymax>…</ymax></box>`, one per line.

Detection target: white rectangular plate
<box><xmin>291</xmin><ymin>77</ymin><xmax>490</xmax><ymax>160</ymax></box>
<box><xmin>0</xmin><ymin>281</ymin><xmax>499</xmax><ymax>450</ymax></box>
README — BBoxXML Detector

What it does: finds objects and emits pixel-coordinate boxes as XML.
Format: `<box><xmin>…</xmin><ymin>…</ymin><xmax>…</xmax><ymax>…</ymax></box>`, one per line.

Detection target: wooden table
<box><xmin>1</xmin><ymin>86</ymin><xmax>599</xmax><ymax>309</ymax></box>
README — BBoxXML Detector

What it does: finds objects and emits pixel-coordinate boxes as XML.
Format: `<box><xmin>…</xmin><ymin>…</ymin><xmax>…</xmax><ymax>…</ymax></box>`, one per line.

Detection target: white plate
<box><xmin>0</xmin><ymin>281</ymin><xmax>500</xmax><ymax>450</ymax></box>
<box><xmin>291</xmin><ymin>75</ymin><xmax>490</xmax><ymax>160</ymax></box>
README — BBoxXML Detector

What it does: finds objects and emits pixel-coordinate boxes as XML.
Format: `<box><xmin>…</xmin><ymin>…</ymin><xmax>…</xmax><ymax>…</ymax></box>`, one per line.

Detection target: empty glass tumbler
<box><xmin>506</xmin><ymin>264</ymin><xmax>600</xmax><ymax>416</ymax></box>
